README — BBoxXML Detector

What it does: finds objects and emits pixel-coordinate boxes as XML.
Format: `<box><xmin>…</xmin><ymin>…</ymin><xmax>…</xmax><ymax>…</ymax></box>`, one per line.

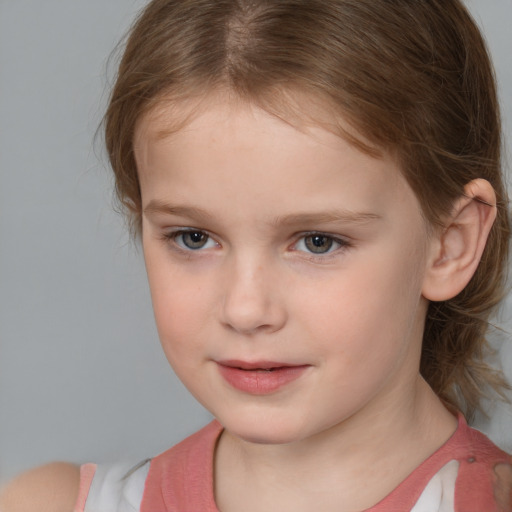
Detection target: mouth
<box><xmin>219</xmin><ymin>360</ymin><xmax>301</xmax><ymax>371</ymax></box>
<box><xmin>216</xmin><ymin>360</ymin><xmax>310</xmax><ymax>394</ymax></box>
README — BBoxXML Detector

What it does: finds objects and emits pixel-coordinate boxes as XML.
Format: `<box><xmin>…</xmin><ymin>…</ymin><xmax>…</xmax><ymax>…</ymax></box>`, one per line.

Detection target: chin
<box><xmin>218</xmin><ymin>413</ymin><xmax>312</xmax><ymax>446</ymax></box>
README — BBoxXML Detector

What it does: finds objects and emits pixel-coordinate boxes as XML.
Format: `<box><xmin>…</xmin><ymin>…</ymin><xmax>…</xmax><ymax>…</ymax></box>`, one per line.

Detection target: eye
<box><xmin>171</xmin><ymin>230</ymin><xmax>217</xmax><ymax>250</ymax></box>
<box><xmin>294</xmin><ymin>233</ymin><xmax>346</xmax><ymax>255</ymax></box>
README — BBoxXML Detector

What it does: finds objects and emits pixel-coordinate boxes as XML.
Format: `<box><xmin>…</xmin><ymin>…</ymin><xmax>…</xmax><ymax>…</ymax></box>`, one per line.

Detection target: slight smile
<box><xmin>216</xmin><ymin>360</ymin><xmax>311</xmax><ymax>395</ymax></box>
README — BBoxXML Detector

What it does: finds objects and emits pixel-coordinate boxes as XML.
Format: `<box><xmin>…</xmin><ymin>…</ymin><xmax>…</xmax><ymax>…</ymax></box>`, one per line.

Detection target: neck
<box><xmin>215</xmin><ymin>377</ymin><xmax>457</xmax><ymax>512</ymax></box>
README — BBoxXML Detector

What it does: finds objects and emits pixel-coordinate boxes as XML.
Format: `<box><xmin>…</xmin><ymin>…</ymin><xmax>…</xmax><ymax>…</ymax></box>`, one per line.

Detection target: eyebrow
<box><xmin>144</xmin><ymin>200</ymin><xmax>381</xmax><ymax>225</ymax></box>
<box><xmin>269</xmin><ymin>210</ymin><xmax>381</xmax><ymax>226</ymax></box>
<box><xmin>144</xmin><ymin>201</ymin><xmax>213</xmax><ymax>222</ymax></box>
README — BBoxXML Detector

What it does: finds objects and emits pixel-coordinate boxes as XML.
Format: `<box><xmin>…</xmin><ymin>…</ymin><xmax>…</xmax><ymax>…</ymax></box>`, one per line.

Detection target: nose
<box><xmin>221</xmin><ymin>256</ymin><xmax>287</xmax><ymax>335</ymax></box>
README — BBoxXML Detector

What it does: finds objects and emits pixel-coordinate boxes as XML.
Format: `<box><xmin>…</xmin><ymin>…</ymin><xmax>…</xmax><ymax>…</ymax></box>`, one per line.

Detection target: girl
<box><xmin>2</xmin><ymin>0</ymin><xmax>511</xmax><ymax>510</ymax></box>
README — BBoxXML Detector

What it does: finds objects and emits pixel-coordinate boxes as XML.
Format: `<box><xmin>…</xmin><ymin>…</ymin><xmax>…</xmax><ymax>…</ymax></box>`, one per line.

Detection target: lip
<box><xmin>216</xmin><ymin>360</ymin><xmax>310</xmax><ymax>395</ymax></box>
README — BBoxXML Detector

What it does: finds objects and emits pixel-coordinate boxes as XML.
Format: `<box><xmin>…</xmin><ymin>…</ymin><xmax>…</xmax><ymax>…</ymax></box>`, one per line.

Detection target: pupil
<box><xmin>184</xmin><ymin>231</ymin><xmax>207</xmax><ymax>249</ymax></box>
<box><xmin>306</xmin><ymin>235</ymin><xmax>333</xmax><ymax>254</ymax></box>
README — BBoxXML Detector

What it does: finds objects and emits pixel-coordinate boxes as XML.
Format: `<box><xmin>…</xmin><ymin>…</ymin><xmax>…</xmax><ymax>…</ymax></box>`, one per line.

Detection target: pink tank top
<box><xmin>75</xmin><ymin>416</ymin><xmax>512</xmax><ymax>511</ymax></box>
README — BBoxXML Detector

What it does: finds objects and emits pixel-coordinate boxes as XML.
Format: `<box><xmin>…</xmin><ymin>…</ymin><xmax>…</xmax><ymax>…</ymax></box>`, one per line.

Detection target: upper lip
<box><xmin>217</xmin><ymin>360</ymin><xmax>306</xmax><ymax>370</ymax></box>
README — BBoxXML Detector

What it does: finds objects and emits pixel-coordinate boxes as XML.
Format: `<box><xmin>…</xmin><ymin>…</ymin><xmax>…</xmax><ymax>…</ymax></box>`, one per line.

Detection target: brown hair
<box><xmin>105</xmin><ymin>0</ymin><xmax>510</xmax><ymax>418</ymax></box>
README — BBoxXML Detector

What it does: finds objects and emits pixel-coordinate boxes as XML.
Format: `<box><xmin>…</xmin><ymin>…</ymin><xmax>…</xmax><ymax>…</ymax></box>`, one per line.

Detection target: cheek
<box><xmin>297</xmin><ymin>245</ymin><xmax>426</xmax><ymax>365</ymax></box>
<box><xmin>144</xmin><ymin>250</ymin><xmax>211</xmax><ymax>360</ymax></box>
<box><xmin>152</xmin><ymin>284</ymin><xmax>206</xmax><ymax>340</ymax></box>
<box><xmin>150</xmin><ymin>284</ymin><xmax>210</xmax><ymax>387</ymax></box>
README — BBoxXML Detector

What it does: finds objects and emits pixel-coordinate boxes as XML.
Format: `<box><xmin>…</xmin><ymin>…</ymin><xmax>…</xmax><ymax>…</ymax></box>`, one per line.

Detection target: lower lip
<box><xmin>217</xmin><ymin>364</ymin><xmax>309</xmax><ymax>395</ymax></box>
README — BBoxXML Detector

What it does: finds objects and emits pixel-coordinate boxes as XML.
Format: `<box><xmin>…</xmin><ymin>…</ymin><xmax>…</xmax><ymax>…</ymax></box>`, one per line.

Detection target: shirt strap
<box><xmin>81</xmin><ymin>459</ymin><xmax>151</xmax><ymax>512</ymax></box>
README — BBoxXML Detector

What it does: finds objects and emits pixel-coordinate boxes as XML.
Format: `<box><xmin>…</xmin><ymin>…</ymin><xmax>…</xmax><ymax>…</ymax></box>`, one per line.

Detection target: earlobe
<box><xmin>422</xmin><ymin>179</ymin><xmax>497</xmax><ymax>302</ymax></box>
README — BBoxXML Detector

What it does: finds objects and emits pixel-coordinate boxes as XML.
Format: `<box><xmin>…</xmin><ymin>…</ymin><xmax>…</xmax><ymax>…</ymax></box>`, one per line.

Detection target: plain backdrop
<box><xmin>1</xmin><ymin>0</ymin><xmax>511</xmax><ymax>484</ymax></box>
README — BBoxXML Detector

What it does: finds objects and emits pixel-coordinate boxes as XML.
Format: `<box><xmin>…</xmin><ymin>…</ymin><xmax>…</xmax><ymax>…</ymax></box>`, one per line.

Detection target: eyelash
<box><xmin>292</xmin><ymin>232</ymin><xmax>352</xmax><ymax>259</ymax></box>
<box><xmin>160</xmin><ymin>229</ymin><xmax>352</xmax><ymax>259</ymax></box>
<box><xmin>161</xmin><ymin>229</ymin><xmax>218</xmax><ymax>252</ymax></box>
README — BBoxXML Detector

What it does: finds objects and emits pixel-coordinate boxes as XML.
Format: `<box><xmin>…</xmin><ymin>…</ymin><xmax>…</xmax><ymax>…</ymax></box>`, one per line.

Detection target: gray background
<box><xmin>1</xmin><ymin>0</ymin><xmax>511</xmax><ymax>484</ymax></box>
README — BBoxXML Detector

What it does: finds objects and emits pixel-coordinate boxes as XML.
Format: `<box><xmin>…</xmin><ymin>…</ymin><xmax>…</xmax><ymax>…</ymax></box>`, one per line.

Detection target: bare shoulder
<box><xmin>0</xmin><ymin>462</ymin><xmax>80</xmax><ymax>512</ymax></box>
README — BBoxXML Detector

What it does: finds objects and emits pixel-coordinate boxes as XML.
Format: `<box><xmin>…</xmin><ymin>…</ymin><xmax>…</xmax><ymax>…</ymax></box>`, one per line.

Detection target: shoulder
<box><xmin>453</xmin><ymin>419</ymin><xmax>512</xmax><ymax>512</ymax></box>
<box><xmin>142</xmin><ymin>422</ymin><xmax>222</xmax><ymax>510</ymax></box>
<box><xmin>0</xmin><ymin>462</ymin><xmax>80</xmax><ymax>512</ymax></box>
<box><xmin>150</xmin><ymin>420</ymin><xmax>222</xmax><ymax>474</ymax></box>
<box><xmin>458</xmin><ymin>419</ymin><xmax>511</xmax><ymax>464</ymax></box>
<box><xmin>154</xmin><ymin>420</ymin><xmax>223</xmax><ymax>460</ymax></box>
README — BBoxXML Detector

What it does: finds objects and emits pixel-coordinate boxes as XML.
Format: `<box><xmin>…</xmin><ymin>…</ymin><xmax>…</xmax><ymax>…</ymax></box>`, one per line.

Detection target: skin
<box><xmin>136</xmin><ymin>97</ymin><xmax>459</xmax><ymax>511</ymax></box>
<box><xmin>0</xmin><ymin>463</ymin><xmax>79</xmax><ymax>512</ymax></box>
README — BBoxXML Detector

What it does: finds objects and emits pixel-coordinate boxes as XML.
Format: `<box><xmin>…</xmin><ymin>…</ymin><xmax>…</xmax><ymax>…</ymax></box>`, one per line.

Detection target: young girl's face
<box><xmin>136</xmin><ymin>97</ymin><xmax>435</xmax><ymax>445</ymax></box>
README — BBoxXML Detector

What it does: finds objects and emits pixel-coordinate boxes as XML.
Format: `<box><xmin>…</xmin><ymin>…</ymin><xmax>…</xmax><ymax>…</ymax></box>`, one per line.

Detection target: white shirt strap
<box><xmin>84</xmin><ymin>459</ymin><xmax>150</xmax><ymax>512</ymax></box>
<box><xmin>410</xmin><ymin>459</ymin><xmax>459</xmax><ymax>512</ymax></box>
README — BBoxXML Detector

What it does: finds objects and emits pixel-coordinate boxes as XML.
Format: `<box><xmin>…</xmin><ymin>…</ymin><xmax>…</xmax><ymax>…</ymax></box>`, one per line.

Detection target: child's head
<box><xmin>105</xmin><ymin>0</ymin><xmax>509</xmax><ymax>420</ymax></box>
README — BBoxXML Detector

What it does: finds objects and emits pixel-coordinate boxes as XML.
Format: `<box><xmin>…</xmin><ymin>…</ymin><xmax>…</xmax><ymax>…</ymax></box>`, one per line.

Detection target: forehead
<box><xmin>134</xmin><ymin>94</ymin><xmax>388</xmax><ymax>186</ymax></box>
<box><xmin>133</xmin><ymin>95</ymin><xmax>423</xmax><ymax>233</ymax></box>
<box><xmin>135</xmin><ymin>88</ymin><xmax>381</xmax><ymax>154</ymax></box>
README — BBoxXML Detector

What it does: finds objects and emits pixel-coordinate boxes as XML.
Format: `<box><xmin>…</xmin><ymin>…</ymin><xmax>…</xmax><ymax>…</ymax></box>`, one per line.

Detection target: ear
<box><xmin>422</xmin><ymin>179</ymin><xmax>497</xmax><ymax>302</ymax></box>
